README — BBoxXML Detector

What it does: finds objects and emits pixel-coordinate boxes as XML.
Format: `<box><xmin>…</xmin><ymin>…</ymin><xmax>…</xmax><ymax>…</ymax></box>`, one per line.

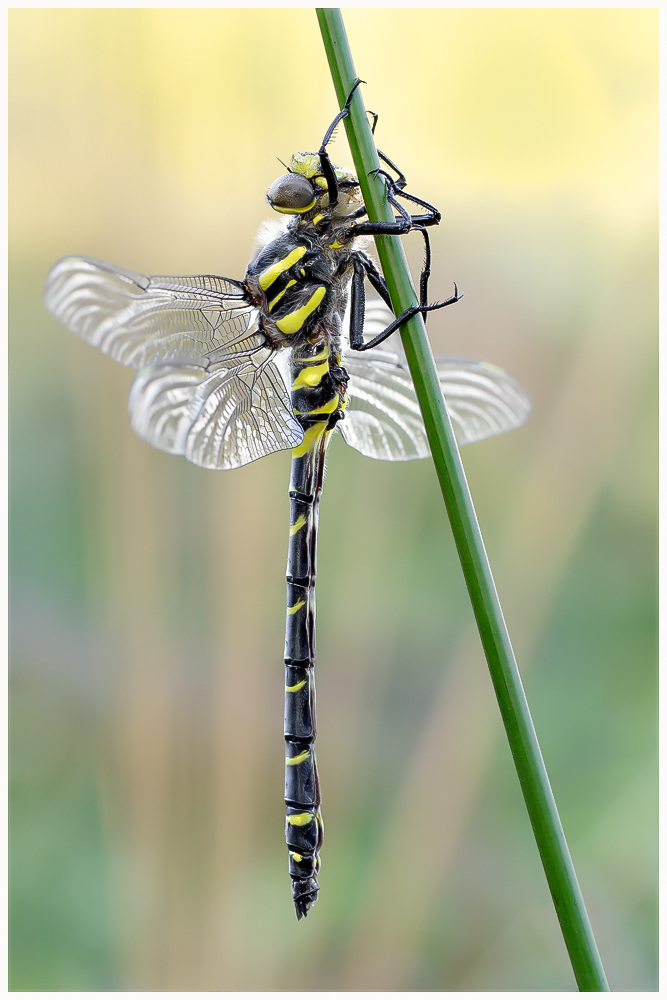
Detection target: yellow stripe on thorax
<box><xmin>285</xmin><ymin>679</ymin><xmax>307</xmax><ymax>693</ymax></box>
<box><xmin>287</xmin><ymin>599</ymin><xmax>306</xmax><ymax>615</ymax></box>
<box><xmin>258</xmin><ymin>246</ymin><xmax>307</xmax><ymax>291</ymax></box>
<box><xmin>268</xmin><ymin>279</ymin><xmax>296</xmax><ymax>311</ymax></box>
<box><xmin>276</xmin><ymin>286</ymin><xmax>326</xmax><ymax>335</ymax></box>
<box><xmin>291</xmin><ymin>421</ymin><xmax>328</xmax><ymax>458</ymax></box>
<box><xmin>285</xmin><ymin>749</ymin><xmax>310</xmax><ymax>766</ymax></box>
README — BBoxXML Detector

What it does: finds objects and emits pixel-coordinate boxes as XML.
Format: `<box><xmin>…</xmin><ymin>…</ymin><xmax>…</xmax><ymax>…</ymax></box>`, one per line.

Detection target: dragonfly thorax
<box><xmin>245</xmin><ymin>225</ymin><xmax>353</xmax><ymax>354</ymax></box>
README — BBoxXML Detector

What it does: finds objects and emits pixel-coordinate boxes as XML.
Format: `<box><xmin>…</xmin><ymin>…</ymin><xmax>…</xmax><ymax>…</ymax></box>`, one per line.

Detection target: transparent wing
<box><xmin>436</xmin><ymin>356</ymin><xmax>532</xmax><ymax>447</ymax></box>
<box><xmin>340</xmin><ymin>299</ymin><xmax>531</xmax><ymax>461</ymax></box>
<box><xmin>129</xmin><ymin>344</ymin><xmax>303</xmax><ymax>471</ymax></box>
<box><xmin>341</xmin><ymin>348</ymin><xmax>431</xmax><ymax>460</ymax></box>
<box><xmin>43</xmin><ymin>255</ymin><xmax>259</xmax><ymax>370</ymax></box>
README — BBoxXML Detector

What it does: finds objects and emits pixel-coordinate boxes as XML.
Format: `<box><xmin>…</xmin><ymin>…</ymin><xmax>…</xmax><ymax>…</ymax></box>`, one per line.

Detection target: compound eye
<box><xmin>267</xmin><ymin>173</ymin><xmax>316</xmax><ymax>214</ymax></box>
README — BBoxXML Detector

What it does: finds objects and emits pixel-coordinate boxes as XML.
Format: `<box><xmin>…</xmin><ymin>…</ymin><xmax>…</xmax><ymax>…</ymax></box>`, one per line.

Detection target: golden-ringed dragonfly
<box><xmin>43</xmin><ymin>80</ymin><xmax>531</xmax><ymax>920</ymax></box>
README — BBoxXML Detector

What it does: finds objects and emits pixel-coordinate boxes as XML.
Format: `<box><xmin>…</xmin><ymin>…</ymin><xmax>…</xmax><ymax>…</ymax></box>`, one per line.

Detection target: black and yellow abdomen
<box><xmin>283</xmin><ymin>338</ymin><xmax>347</xmax><ymax>918</ymax></box>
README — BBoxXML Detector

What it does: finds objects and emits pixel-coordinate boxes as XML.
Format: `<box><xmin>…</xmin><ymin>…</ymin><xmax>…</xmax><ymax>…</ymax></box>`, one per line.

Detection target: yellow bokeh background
<box><xmin>10</xmin><ymin>9</ymin><xmax>656</xmax><ymax>991</ymax></box>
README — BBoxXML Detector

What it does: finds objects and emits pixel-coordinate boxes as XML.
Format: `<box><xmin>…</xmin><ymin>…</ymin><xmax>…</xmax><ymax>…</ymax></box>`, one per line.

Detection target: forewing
<box><xmin>129</xmin><ymin>345</ymin><xmax>303</xmax><ymax>471</ymax></box>
<box><xmin>341</xmin><ymin>299</ymin><xmax>531</xmax><ymax>460</ymax></box>
<box><xmin>44</xmin><ymin>256</ymin><xmax>259</xmax><ymax>369</ymax></box>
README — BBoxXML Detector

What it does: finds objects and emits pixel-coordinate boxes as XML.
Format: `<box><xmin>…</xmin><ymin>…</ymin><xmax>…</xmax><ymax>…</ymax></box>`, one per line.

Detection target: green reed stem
<box><xmin>317</xmin><ymin>8</ymin><xmax>609</xmax><ymax>992</ymax></box>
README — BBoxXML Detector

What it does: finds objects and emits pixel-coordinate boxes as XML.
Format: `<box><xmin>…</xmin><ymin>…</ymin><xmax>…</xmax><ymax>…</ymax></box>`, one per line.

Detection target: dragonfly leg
<box><xmin>376</xmin><ymin>148</ymin><xmax>407</xmax><ymax>190</ymax></box>
<box><xmin>350</xmin><ymin>283</ymin><xmax>462</xmax><ymax>352</ymax></box>
<box><xmin>414</xmin><ymin>225</ymin><xmax>432</xmax><ymax>309</ymax></box>
<box><xmin>354</xmin><ymin>252</ymin><xmax>392</xmax><ymax>309</ymax></box>
<box><xmin>375</xmin><ymin>150</ymin><xmax>441</xmax><ymax>226</ymax></box>
<box><xmin>318</xmin><ymin>77</ymin><xmax>365</xmax><ymax>208</ymax></box>
<box><xmin>349</xmin><ymin>259</ymin><xmax>367</xmax><ymax>348</ymax></box>
<box><xmin>364</xmin><ymin>154</ymin><xmax>441</xmax><ymax>225</ymax></box>
<box><xmin>349</xmin><ymin>250</ymin><xmax>395</xmax><ymax>351</ymax></box>
<box><xmin>348</xmin><ymin>241</ymin><xmax>456</xmax><ymax>351</ymax></box>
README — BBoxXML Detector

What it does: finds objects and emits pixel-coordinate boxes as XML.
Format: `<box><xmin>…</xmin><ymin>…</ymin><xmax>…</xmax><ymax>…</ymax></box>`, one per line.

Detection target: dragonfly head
<box><xmin>267</xmin><ymin>153</ymin><xmax>362</xmax><ymax>219</ymax></box>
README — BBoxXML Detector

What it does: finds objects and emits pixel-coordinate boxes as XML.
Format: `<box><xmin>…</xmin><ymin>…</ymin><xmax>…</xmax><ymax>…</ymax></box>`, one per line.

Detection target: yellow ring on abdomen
<box><xmin>285</xmin><ymin>679</ymin><xmax>307</xmax><ymax>693</ymax></box>
<box><xmin>289</xmin><ymin>513</ymin><xmax>308</xmax><ymax>536</ymax></box>
<box><xmin>291</xmin><ymin>360</ymin><xmax>328</xmax><ymax>390</ymax></box>
<box><xmin>286</xmin><ymin>813</ymin><xmax>315</xmax><ymax>827</ymax></box>
<box><xmin>291</xmin><ymin>422</ymin><xmax>328</xmax><ymax>458</ymax></box>
<box><xmin>294</xmin><ymin>395</ymin><xmax>339</xmax><ymax>417</ymax></box>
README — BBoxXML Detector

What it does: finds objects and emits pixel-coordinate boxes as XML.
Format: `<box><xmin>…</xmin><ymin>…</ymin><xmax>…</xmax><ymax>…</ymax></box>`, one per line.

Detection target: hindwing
<box><xmin>340</xmin><ymin>299</ymin><xmax>531</xmax><ymax>461</ymax></box>
<box><xmin>129</xmin><ymin>344</ymin><xmax>303</xmax><ymax>471</ymax></box>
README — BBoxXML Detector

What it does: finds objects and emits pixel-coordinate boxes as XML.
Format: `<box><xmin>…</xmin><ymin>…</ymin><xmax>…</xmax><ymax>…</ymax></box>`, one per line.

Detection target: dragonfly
<box><xmin>43</xmin><ymin>81</ymin><xmax>531</xmax><ymax>920</ymax></box>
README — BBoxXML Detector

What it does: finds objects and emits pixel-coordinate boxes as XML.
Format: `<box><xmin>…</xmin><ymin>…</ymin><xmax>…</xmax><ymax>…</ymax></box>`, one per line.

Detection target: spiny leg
<box><xmin>318</xmin><ymin>77</ymin><xmax>365</xmax><ymax>209</ymax></box>
<box><xmin>373</xmin><ymin>151</ymin><xmax>441</xmax><ymax>221</ymax></box>
<box><xmin>319</xmin><ymin>91</ymin><xmax>457</xmax><ymax>349</ymax></box>
<box><xmin>348</xmin><ymin>176</ymin><xmax>438</xmax><ymax>245</ymax></box>
<box><xmin>361</xmin><ymin>225</ymin><xmax>432</xmax><ymax>310</ymax></box>
<box><xmin>348</xmin><ymin>225</ymin><xmax>459</xmax><ymax>352</ymax></box>
<box><xmin>350</xmin><ymin>282</ymin><xmax>462</xmax><ymax>352</ymax></box>
<box><xmin>367</xmin><ymin>165</ymin><xmax>440</xmax><ymax>309</ymax></box>
<box><xmin>377</xmin><ymin>149</ymin><xmax>406</xmax><ymax>189</ymax></box>
<box><xmin>349</xmin><ymin>251</ymin><xmax>393</xmax><ymax>312</ymax></box>
<box><xmin>414</xmin><ymin>225</ymin><xmax>432</xmax><ymax>310</ymax></box>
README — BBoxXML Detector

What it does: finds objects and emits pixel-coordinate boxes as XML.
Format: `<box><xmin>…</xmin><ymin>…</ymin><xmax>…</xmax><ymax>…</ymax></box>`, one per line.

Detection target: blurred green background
<box><xmin>9</xmin><ymin>9</ymin><xmax>657</xmax><ymax>991</ymax></box>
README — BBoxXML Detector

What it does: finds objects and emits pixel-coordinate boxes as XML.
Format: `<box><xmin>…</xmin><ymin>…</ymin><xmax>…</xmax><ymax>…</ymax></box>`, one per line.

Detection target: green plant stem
<box><xmin>317</xmin><ymin>8</ymin><xmax>609</xmax><ymax>992</ymax></box>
